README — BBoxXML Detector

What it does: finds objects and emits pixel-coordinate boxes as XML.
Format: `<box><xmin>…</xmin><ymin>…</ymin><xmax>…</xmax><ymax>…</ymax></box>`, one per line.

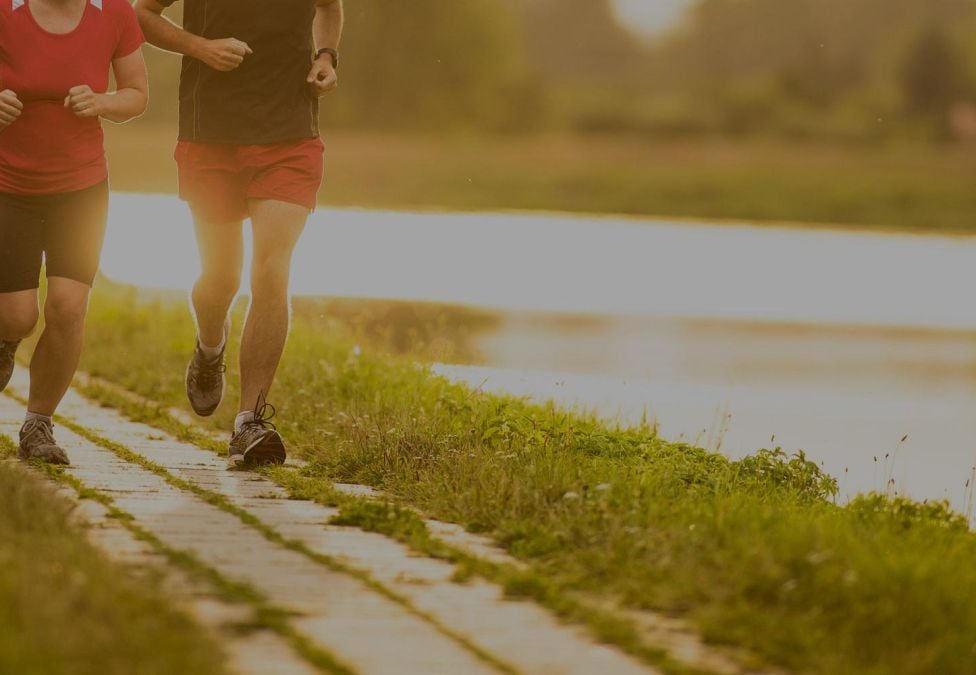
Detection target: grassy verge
<box><xmin>106</xmin><ymin>124</ymin><xmax>976</xmax><ymax>233</ymax></box>
<box><xmin>79</xmin><ymin>282</ymin><xmax>976</xmax><ymax>674</ymax></box>
<box><xmin>0</xmin><ymin>435</ymin><xmax>227</xmax><ymax>675</ymax></box>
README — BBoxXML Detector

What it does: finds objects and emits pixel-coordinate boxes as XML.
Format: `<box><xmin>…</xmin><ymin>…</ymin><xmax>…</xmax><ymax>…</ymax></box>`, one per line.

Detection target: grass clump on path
<box><xmin>0</xmin><ymin>436</ymin><xmax>227</xmax><ymax>675</ymax></box>
<box><xmin>80</xmin><ymin>282</ymin><xmax>976</xmax><ymax>674</ymax></box>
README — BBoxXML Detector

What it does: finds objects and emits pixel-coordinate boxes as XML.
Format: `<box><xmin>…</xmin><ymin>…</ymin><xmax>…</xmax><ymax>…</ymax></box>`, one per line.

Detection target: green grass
<box><xmin>0</xmin><ymin>435</ymin><xmax>228</xmax><ymax>675</ymax></box>
<box><xmin>106</xmin><ymin>124</ymin><xmax>976</xmax><ymax>233</ymax></box>
<box><xmin>78</xmin><ymin>282</ymin><xmax>976</xmax><ymax>674</ymax></box>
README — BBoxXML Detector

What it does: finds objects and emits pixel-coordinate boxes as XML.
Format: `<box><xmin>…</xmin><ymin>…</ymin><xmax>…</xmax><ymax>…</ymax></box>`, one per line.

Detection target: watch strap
<box><xmin>315</xmin><ymin>47</ymin><xmax>339</xmax><ymax>69</ymax></box>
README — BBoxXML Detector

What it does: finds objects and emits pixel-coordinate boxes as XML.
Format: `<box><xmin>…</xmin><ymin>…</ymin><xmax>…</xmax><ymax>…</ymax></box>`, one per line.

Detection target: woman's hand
<box><xmin>0</xmin><ymin>90</ymin><xmax>23</xmax><ymax>129</ymax></box>
<box><xmin>65</xmin><ymin>85</ymin><xmax>105</xmax><ymax>118</ymax></box>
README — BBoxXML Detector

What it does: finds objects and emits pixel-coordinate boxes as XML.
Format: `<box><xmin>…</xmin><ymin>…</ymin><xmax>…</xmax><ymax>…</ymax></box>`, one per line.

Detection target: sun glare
<box><xmin>611</xmin><ymin>0</ymin><xmax>689</xmax><ymax>36</ymax></box>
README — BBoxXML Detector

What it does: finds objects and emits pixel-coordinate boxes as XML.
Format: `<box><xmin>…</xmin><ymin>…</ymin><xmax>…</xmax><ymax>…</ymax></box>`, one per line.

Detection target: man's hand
<box><xmin>64</xmin><ymin>86</ymin><xmax>105</xmax><ymax>118</ymax></box>
<box><xmin>195</xmin><ymin>38</ymin><xmax>253</xmax><ymax>72</ymax></box>
<box><xmin>307</xmin><ymin>57</ymin><xmax>338</xmax><ymax>97</ymax></box>
<box><xmin>0</xmin><ymin>90</ymin><xmax>23</xmax><ymax>129</ymax></box>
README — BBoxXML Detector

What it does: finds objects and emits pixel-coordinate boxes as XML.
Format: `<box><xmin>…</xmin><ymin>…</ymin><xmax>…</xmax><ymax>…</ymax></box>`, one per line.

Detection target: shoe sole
<box><xmin>237</xmin><ymin>431</ymin><xmax>287</xmax><ymax>468</ymax></box>
<box><xmin>185</xmin><ymin>362</ymin><xmax>225</xmax><ymax>418</ymax></box>
<box><xmin>18</xmin><ymin>447</ymin><xmax>70</xmax><ymax>466</ymax></box>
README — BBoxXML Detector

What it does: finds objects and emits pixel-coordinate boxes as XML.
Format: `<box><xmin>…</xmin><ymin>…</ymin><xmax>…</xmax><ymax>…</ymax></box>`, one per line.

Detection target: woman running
<box><xmin>0</xmin><ymin>0</ymin><xmax>147</xmax><ymax>464</ymax></box>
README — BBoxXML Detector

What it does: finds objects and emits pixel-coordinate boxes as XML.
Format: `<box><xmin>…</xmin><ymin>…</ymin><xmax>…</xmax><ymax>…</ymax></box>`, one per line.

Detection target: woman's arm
<box><xmin>65</xmin><ymin>49</ymin><xmax>149</xmax><ymax>124</ymax></box>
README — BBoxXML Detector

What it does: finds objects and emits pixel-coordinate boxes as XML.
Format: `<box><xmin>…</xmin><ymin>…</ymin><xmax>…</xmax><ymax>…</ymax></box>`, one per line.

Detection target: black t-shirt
<box><xmin>160</xmin><ymin>0</ymin><xmax>319</xmax><ymax>144</ymax></box>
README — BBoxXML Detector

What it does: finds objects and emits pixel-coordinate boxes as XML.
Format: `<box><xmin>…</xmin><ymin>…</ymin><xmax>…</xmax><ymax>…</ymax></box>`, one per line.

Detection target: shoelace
<box><xmin>22</xmin><ymin>418</ymin><xmax>56</xmax><ymax>446</ymax></box>
<box><xmin>192</xmin><ymin>354</ymin><xmax>226</xmax><ymax>390</ymax></box>
<box><xmin>247</xmin><ymin>392</ymin><xmax>278</xmax><ymax>431</ymax></box>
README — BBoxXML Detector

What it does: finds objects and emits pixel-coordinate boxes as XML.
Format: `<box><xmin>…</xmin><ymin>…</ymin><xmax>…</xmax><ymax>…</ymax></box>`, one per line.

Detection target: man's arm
<box><xmin>307</xmin><ymin>0</ymin><xmax>343</xmax><ymax>97</ymax></box>
<box><xmin>134</xmin><ymin>0</ymin><xmax>252</xmax><ymax>72</ymax></box>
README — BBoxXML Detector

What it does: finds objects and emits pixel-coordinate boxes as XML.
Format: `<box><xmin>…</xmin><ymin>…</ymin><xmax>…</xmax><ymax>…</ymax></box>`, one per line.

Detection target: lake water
<box><xmin>102</xmin><ymin>194</ymin><xmax>976</xmax><ymax>509</ymax></box>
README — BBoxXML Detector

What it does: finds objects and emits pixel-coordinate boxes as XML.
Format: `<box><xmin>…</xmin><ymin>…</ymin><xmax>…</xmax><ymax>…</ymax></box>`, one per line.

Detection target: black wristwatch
<box><xmin>315</xmin><ymin>47</ymin><xmax>339</xmax><ymax>69</ymax></box>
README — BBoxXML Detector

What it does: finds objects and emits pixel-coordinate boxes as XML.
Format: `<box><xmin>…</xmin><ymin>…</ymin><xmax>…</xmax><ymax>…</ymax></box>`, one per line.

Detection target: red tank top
<box><xmin>0</xmin><ymin>0</ymin><xmax>143</xmax><ymax>194</ymax></box>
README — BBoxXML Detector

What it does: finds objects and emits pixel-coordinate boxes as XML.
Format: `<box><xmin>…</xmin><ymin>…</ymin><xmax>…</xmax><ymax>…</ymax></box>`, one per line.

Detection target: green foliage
<box><xmin>848</xmin><ymin>493</ymin><xmax>969</xmax><ymax>532</ymax></box>
<box><xmin>641</xmin><ymin>0</ymin><xmax>976</xmax><ymax>139</ymax></box>
<box><xmin>732</xmin><ymin>449</ymin><xmax>838</xmax><ymax>502</ymax></box>
<box><xmin>136</xmin><ymin>0</ymin><xmax>976</xmax><ymax>140</ymax></box>
<box><xmin>900</xmin><ymin>26</ymin><xmax>966</xmax><ymax>121</ymax></box>
<box><xmin>327</xmin><ymin>0</ymin><xmax>530</xmax><ymax>131</ymax></box>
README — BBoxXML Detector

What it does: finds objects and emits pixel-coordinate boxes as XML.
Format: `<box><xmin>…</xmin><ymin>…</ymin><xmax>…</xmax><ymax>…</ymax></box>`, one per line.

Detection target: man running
<box><xmin>135</xmin><ymin>0</ymin><xmax>342</xmax><ymax>466</ymax></box>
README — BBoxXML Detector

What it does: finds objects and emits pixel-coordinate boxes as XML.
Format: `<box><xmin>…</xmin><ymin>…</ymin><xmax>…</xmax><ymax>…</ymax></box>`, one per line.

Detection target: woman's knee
<box><xmin>44</xmin><ymin>288</ymin><xmax>89</xmax><ymax>331</ymax></box>
<box><xmin>0</xmin><ymin>292</ymin><xmax>39</xmax><ymax>340</ymax></box>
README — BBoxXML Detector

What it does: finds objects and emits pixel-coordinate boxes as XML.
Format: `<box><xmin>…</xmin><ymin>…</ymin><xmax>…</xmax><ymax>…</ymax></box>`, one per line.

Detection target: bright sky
<box><xmin>612</xmin><ymin>0</ymin><xmax>690</xmax><ymax>36</ymax></box>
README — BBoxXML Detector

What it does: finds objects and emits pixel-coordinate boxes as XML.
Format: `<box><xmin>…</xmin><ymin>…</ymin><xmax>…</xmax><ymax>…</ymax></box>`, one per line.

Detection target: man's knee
<box><xmin>196</xmin><ymin>269</ymin><xmax>241</xmax><ymax>305</ymax></box>
<box><xmin>250</xmin><ymin>253</ymin><xmax>291</xmax><ymax>298</ymax></box>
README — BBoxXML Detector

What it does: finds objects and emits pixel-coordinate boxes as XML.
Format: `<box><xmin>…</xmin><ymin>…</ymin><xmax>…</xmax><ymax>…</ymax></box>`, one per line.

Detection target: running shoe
<box><xmin>19</xmin><ymin>417</ymin><xmax>70</xmax><ymax>466</ymax></box>
<box><xmin>185</xmin><ymin>319</ymin><xmax>230</xmax><ymax>417</ymax></box>
<box><xmin>228</xmin><ymin>396</ymin><xmax>286</xmax><ymax>468</ymax></box>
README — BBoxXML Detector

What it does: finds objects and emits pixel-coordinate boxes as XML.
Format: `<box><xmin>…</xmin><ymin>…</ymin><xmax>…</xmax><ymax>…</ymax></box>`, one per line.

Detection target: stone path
<box><xmin>1</xmin><ymin>367</ymin><xmax>661</xmax><ymax>675</ymax></box>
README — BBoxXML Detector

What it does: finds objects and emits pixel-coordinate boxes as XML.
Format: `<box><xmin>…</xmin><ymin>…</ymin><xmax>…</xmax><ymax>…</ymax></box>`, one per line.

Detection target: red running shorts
<box><xmin>175</xmin><ymin>138</ymin><xmax>325</xmax><ymax>223</ymax></box>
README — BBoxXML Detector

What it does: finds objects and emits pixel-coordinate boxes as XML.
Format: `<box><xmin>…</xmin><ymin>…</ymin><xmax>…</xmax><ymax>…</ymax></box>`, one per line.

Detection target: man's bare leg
<box><xmin>191</xmin><ymin>214</ymin><xmax>244</xmax><ymax>348</ymax></box>
<box><xmin>239</xmin><ymin>199</ymin><xmax>307</xmax><ymax>413</ymax></box>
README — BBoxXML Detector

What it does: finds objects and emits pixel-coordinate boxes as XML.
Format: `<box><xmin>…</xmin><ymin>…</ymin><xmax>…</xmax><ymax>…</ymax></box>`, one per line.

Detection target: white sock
<box><xmin>234</xmin><ymin>411</ymin><xmax>256</xmax><ymax>433</ymax></box>
<box><xmin>25</xmin><ymin>411</ymin><xmax>52</xmax><ymax>426</ymax></box>
<box><xmin>198</xmin><ymin>332</ymin><xmax>227</xmax><ymax>361</ymax></box>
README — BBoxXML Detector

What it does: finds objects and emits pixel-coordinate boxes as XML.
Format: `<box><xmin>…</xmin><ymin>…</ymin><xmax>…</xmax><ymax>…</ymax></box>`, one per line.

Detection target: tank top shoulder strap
<box><xmin>9</xmin><ymin>0</ymin><xmax>101</xmax><ymax>10</ymax></box>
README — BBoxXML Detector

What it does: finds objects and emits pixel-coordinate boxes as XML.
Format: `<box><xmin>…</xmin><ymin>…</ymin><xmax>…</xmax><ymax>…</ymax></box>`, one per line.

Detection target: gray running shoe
<box><xmin>19</xmin><ymin>418</ymin><xmax>70</xmax><ymax>466</ymax></box>
<box><xmin>228</xmin><ymin>398</ymin><xmax>286</xmax><ymax>468</ymax></box>
<box><xmin>0</xmin><ymin>340</ymin><xmax>19</xmax><ymax>392</ymax></box>
<box><xmin>185</xmin><ymin>320</ymin><xmax>230</xmax><ymax>417</ymax></box>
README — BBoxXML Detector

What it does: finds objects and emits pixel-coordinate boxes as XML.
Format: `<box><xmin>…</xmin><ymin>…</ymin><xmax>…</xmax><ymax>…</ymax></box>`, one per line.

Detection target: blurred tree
<box><xmin>513</xmin><ymin>0</ymin><xmax>646</xmax><ymax>83</ymax></box>
<box><xmin>900</xmin><ymin>26</ymin><xmax>964</xmax><ymax>119</ymax></box>
<box><xmin>323</xmin><ymin>0</ymin><xmax>532</xmax><ymax>131</ymax></box>
<box><xmin>644</xmin><ymin>0</ymin><xmax>974</xmax><ymax>138</ymax></box>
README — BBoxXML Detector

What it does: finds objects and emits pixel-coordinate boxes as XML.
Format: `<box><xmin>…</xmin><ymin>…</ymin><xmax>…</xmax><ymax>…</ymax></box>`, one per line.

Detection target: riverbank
<box><xmin>105</xmin><ymin>125</ymin><xmax>976</xmax><ymax>234</ymax></box>
<box><xmin>75</xmin><ymin>281</ymin><xmax>976</xmax><ymax>674</ymax></box>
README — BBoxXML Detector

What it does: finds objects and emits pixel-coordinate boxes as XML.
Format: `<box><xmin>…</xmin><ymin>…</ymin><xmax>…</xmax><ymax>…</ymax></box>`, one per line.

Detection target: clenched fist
<box><xmin>196</xmin><ymin>38</ymin><xmax>253</xmax><ymax>72</ymax></box>
<box><xmin>306</xmin><ymin>58</ymin><xmax>338</xmax><ymax>98</ymax></box>
<box><xmin>0</xmin><ymin>89</ymin><xmax>23</xmax><ymax>129</ymax></box>
<box><xmin>64</xmin><ymin>85</ymin><xmax>104</xmax><ymax>118</ymax></box>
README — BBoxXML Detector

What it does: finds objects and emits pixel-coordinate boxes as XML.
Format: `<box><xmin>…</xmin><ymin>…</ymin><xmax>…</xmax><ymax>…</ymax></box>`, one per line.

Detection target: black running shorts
<box><xmin>0</xmin><ymin>181</ymin><xmax>109</xmax><ymax>293</ymax></box>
